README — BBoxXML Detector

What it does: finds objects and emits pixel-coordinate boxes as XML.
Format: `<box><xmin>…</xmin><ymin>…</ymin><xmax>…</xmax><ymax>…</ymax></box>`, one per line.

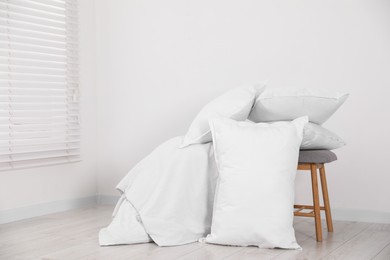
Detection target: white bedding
<box><xmin>99</xmin><ymin>195</ymin><xmax>152</xmax><ymax>246</ymax></box>
<box><xmin>99</xmin><ymin>136</ymin><xmax>218</xmax><ymax>246</ymax></box>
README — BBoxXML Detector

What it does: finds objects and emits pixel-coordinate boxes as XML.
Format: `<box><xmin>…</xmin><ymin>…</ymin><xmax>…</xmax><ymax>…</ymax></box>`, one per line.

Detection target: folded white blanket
<box><xmin>99</xmin><ymin>136</ymin><xmax>218</xmax><ymax>246</ymax></box>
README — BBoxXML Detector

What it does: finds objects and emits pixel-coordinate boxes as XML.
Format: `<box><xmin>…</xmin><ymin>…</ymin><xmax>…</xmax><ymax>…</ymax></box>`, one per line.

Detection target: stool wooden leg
<box><xmin>311</xmin><ymin>163</ymin><xmax>323</xmax><ymax>242</ymax></box>
<box><xmin>319</xmin><ymin>164</ymin><xmax>334</xmax><ymax>232</ymax></box>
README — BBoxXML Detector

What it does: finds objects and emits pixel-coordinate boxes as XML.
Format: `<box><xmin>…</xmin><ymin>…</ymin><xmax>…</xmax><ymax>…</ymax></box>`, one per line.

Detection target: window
<box><xmin>0</xmin><ymin>0</ymin><xmax>79</xmax><ymax>170</ymax></box>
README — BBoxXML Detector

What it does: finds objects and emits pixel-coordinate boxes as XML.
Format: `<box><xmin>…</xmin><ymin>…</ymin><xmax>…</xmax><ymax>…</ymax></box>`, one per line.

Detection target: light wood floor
<box><xmin>1</xmin><ymin>206</ymin><xmax>390</xmax><ymax>260</ymax></box>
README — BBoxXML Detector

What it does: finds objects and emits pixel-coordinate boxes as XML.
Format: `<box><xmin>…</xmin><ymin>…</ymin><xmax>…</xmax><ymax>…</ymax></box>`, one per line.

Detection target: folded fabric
<box><xmin>181</xmin><ymin>83</ymin><xmax>266</xmax><ymax>147</ymax></box>
<box><xmin>302</xmin><ymin>123</ymin><xmax>346</xmax><ymax>150</ymax></box>
<box><xmin>249</xmin><ymin>87</ymin><xmax>348</xmax><ymax>124</ymax></box>
<box><xmin>101</xmin><ymin>137</ymin><xmax>219</xmax><ymax>246</ymax></box>
<box><xmin>99</xmin><ymin>195</ymin><xmax>152</xmax><ymax>246</ymax></box>
<box><xmin>205</xmin><ymin>117</ymin><xmax>307</xmax><ymax>249</ymax></box>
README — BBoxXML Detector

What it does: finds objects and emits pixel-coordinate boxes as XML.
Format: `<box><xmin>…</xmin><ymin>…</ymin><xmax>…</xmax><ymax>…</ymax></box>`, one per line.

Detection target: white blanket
<box><xmin>99</xmin><ymin>136</ymin><xmax>218</xmax><ymax>246</ymax></box>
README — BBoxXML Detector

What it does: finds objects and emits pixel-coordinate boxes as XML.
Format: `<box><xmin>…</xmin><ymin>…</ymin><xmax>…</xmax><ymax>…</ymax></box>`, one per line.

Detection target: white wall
<box><xmin>0</xmin><ymin>0</ymin><xmax>98</xmax><ymax>212</ymax></box>
<box><xmin>95</xmin><ymin>0</ymin><xmax>390</xmax><ymax>217</ymax></box>
<box><xmin>2</xmin><ymin>0</ymin><xmax>388</xmax><ymax>222</ymax></box>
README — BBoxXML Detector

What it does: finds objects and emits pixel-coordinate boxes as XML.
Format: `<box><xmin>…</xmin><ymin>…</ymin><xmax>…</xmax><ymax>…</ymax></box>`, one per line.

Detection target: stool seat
<box><xmin>299</xmin><ymin>150</ymin><xmax>337</xmax><ymax>164</ymax></box>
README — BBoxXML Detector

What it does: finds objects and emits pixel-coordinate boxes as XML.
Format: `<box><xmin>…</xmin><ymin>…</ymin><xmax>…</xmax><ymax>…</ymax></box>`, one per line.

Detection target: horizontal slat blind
<box><xmin>0</xmin><ymin>0</ymin><xmax>80</xmax><ymax>171</ymax></box>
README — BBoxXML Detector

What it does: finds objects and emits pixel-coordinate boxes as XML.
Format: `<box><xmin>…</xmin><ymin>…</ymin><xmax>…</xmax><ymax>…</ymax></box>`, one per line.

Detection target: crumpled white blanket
<box><xmin>99</xmin><ymin>136</ymin><xmax>218</xmax><ymax>246</ymax></box>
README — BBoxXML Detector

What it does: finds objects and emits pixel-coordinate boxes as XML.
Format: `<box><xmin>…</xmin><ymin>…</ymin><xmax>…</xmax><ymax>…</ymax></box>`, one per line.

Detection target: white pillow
<box><xmin>249</xmin><ymin>87</ymin><xmax>349</xmax><ymax>124</ymax></box>
<box><xmin>205</xmin><ymin>116</ymin><xmax>307</xmax><ymax>249</ymax></box>
<box><xmin>302</xmin><ymin>123</ymin><xmax>346</xmax><ymax>150</ymax></box>
<box><xmin>180</xmin><ymin>84</ymin><xmax>266</xmax><ymax>147</ymax></box>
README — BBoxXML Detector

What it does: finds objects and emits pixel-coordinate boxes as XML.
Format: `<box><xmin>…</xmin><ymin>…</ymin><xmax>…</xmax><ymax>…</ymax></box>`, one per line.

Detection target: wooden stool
<box><xmin>294</xmin><ymin>150</ymin><xmax>337</xmax><ymax>242</ymax></box>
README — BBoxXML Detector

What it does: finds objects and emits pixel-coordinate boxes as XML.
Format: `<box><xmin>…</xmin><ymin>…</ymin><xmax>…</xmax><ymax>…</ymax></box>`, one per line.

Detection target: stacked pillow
<box><xmin>248</xmin><ymin>87</ymin><xmax>348</xmax><ymax>124</ymax></box>
<box><xmin>248</xmin><ymin>87</ymin><xmax>348</xmax><ymax>150</ymax></box>
<box><xmin>181</xmin><ymin>84</ymin><xmax>348</xmax><ymax>248</ymax></box>
<box><xmin>302</xmin><ymin>123</ymin><xmax>345</xmax><ymax>150</ymax></box>
<box><xmin>180</xmin><ymin>83</ymin><xmax>266</xmax><ymax>147</ymax></box>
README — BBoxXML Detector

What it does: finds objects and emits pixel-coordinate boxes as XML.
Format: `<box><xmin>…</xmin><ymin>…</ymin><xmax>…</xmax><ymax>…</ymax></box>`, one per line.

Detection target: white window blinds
<box><xmin>0</xmin><ymin>0</ymin><xmax>80</xmax><ymax>171</ymax></box>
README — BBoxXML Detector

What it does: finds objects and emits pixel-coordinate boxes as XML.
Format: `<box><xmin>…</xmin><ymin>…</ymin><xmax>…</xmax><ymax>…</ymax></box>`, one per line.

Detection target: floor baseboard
<box><xmin>0</xmin><ymin>196</ymin><xmax>97</xmax><ymax>224</ymax></box>
<box><xmin>96</xmin><ymin>194</ymin><xmax>120</xmax><ymax>205</ymax></box>
<box><xmin>331</xmin><ymin>208</ymin><xmax>390</xmax><ymax>224</ymax></box>
<box><xmin>1</xmin><ymin>195</ymin><xmax>389</xmax><ymax>225</ymax></box>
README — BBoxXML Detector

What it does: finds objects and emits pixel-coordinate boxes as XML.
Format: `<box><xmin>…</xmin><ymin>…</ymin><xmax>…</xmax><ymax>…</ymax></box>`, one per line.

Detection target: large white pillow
<box><xmin>302</xmin><ymin>123</ymin><xmax>346</xmax><ymax>150</ymax></box>
<box><xmin>205</xmin><ymin>117</ymin><xmax>307</xmax><ymax>249</ymax></box>
<box><xmin>249</xmin><ymin>87</ymin><xmax>348</xmax><ymax>124</ymax></box>
<box><xmin>180</xmin><ymin>84</ymin><xmax>266</xmax><ymax>147</ymax></box>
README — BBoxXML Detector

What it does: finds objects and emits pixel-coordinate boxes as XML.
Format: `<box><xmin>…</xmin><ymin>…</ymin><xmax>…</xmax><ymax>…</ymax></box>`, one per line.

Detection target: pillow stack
<box><xmin>181</xmin><ymin>84</ymin><xmax>348</xmax><ymax>249</ymax></box>
<box><xmin>249</xmin><ymin>87</ymin><xmax>348</xmax><ymax>150</ymax></box>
